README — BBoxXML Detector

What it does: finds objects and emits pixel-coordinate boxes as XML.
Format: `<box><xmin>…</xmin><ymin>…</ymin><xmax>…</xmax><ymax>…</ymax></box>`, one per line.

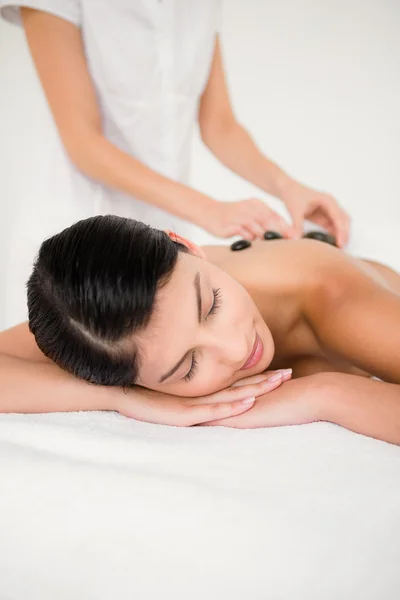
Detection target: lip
<box><xmin>241</xmin><ymin>333</ymin><xmax>264</xmax><ymax>370</ymax></box>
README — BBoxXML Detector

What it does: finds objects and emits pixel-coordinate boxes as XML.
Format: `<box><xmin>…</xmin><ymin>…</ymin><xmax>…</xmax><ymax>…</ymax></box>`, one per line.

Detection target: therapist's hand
<box><xmin>116</xmin><ymin>370</ymin><xmax>291</xmax><ymax>426</ymax></box>
<box><xmin>280</xmin><ymin>179</ymin><xmax>350</xmax><ymax>248</ymax></box>
<box><xmin>204</xmin><ymin>198</ymin><xmax>296</xmax><ymax>241</ymax></box>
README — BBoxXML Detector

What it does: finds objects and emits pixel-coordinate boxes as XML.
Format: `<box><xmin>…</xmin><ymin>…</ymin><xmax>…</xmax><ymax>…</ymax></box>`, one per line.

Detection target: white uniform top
<box><xmin>0</xmin><ymin>0</ymin><xmax>221</xmax><ymax>327</ymax></box>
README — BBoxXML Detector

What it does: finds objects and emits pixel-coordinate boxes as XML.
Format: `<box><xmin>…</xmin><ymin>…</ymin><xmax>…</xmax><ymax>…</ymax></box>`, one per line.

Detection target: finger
<box><xmin>330</xmin><ymin>216</ymin><xmax>347</xmax><ymax>248</ymax></box>
<box><xmin>237</xmin><ymin>226</ymin><xmax>255</xmax><ymax>241</ymax></box>
<box><xmin>182</xmin><ymin>397</ymin><xmax>256</xmax><ymax>426</ymax></box>
<box><xmin>258</xmin><ymin>212</ymin><xmax>293</xmax><ymax>239</ymax></box>
<box><xmin>245</xmin><ymin>220</ymin><xmax>265</xmax><ymax>239</ymax></box>
<box><xmin>335</xmin><ymin>224</ymin><xmax>345</xmax><ymax>248</ymax></box>
<box><xmin>278</xmin><ymin>369</ymin><xmax>293</xmax><ymax>383</ymax></box>
<box><xmin>224</xmin><ymin>372</ymin><xmax>285</xmax><ymax>398</ymax></box>
<box><xmin>287</xmin><ymin>207</ymin><xmax>304</xmax><ymax>238</ymax></box>
<box><xmin>231</xmin><ymin>373</ymin><xmax>274</xmax><ymax>387</ymax></box>
<box><xmin>203</xmin><ymin>417</ymin><xmax>242</xmax><ymax>427</ymax></box>
<box><xmin>193</xmin><ymin>370</ymin><xmax>292</xmax><ymax>407</ymax></box>
<box><xmin>308</xmin><ymin>213</ymin><xmax>331</xmax><ymax>230</ymax></box>
<box><xmin>337</xmin><ymin>215</ymin><xmax>351</xmax><ymax>248</ymax></box>
<box><xmin>323</xmin><ymin>208</ymin><xmax>345</xmax><ymax>247</ymax></box>
<box><xmin>269</xmin><ymin>216</ymin><xmax>297</xmax><ymax>239</ymax></box>
<box><xmin>318</xmin><ymin>200</ymin><xmax>350</xmax><ymax>247</ymax></box>
<box><xmin>231</xmin><ymin>369</ymin><xmax>291</xmax><ymax>387</ymax></box>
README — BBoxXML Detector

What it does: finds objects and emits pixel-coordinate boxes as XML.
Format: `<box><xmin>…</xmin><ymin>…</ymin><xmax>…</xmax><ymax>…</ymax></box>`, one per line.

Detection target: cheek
<box><xmin>141</xmin><ymin>279</ymin><xmax>259</xmax><ymax>398</ymax></box>
<box><xmin>152</xmin><ymin>366</ymin><xmax>228</xmax><ymax>398</ymax></box>
<box><xmin>187</xmin><ymin>365</ymin><xmax>230</xmax><ymax>396</ymax></box>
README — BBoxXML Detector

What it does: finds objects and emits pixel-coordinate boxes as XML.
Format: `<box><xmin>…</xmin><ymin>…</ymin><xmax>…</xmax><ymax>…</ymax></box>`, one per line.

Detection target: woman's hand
<box><xmin>204</xmin><ymin>199</ymin><xmax>296</xmax><ymax>241</ymax></box>
<box><xmin>280</xmin><ymin>179</ymin><xmax>350</xmax><ymax>248</ymax></box>
<box><xmin>205</xmin><ymin>374</ymin><xmax>325</xmax><ymax>428</ymax></box>
<box><xmin>115</xmin><ymin>369</ymin><xmax>292</xmax><ymax>426</ymax></box>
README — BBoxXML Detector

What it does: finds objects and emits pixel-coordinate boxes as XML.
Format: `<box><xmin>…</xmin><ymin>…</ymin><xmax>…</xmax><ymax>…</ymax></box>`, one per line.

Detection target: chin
<box><xmin>259</xmin><ymin>325</ymin><xmax>275</xmax><ymax>372</ymax></box>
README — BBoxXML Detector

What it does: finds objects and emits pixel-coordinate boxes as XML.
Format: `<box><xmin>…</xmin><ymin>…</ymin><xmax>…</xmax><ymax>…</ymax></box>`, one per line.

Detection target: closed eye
<box><xmin>183</xmin><ymin>351</ymin><xmax>198</xmax><ymax>382</ymax></box>
<box><xmin>207</xmin><ymin>287</ymin><xmax>222</xmax><ymax>319</ymax></box>
<box><xmin>183</xmin><ymin>288</ymin><xmax>223</xmax><ymax>382</ymax></box>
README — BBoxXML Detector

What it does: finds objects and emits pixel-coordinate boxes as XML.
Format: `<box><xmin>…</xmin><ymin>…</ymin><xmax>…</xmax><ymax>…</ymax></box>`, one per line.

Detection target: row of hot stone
<box><xmin>231</xmin><ymin>230</ymin><xmax>337</xmax><ymax>251</ymax></box>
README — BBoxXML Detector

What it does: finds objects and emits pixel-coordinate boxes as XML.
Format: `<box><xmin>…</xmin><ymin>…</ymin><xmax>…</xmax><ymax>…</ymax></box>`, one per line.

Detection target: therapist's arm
<box><xmin>21</xmin><ymin>9</ymin><xmax>304</xmax><ymax>241</ymax></box>
<box><xmin>21</xmin><ymin>8</ymin><xmax>216</xmax><ymax>228</ymax></box>
<box><xmin>198</xmin><ymin>37</ymin><xmax>292</xmax><ymax>200</ymax></box>
<box><xmin>199</xmin><ymin>37</ymin><xmax>350</xmax><ymax>246</ymax></box>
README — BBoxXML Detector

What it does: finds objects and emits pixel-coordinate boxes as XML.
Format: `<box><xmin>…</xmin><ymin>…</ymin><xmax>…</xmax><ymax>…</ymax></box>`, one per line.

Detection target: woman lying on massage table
<box><xmin>0</xmin><ymin>215</ymin><xmax>399</xmax><ymax>444</ymax></box>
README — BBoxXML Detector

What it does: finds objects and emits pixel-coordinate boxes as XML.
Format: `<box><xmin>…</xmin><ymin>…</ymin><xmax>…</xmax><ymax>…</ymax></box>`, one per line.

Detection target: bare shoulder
<box><xmin>203</xmin><ymin>238</ymin><xmax>354</xmax><ymax>291</ymax></box>
<box><xmin>0</xmin><ymin>322</ymin><xmax>50</xmax><ymax>363</ymax></box>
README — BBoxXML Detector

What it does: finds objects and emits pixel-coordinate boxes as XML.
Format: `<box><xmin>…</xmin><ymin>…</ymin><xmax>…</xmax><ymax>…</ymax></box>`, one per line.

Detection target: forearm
<box><xmin>69</xmin><ymin>132</ymin><xmax>216</xmax><ymax>228</ymax></box>
<box><xmin>207</xmin><ymin>372</ymin><xmax>400</xmax><ymax>445</ymax></box>
<box><xmin>202</xmin><ymin>120</ymin><xmax>292</xmax><ymax>199</ymax></box>
<box><xmin>21</xmin><ymin>8</ymin><xmax>215</xmax><ymax>229</ymax></box>
<box><xmin>323</xmin><ymin>374</ymin><xmax>400</xmax><ymax>446</ymax></box>
<box><xmin>0</xmin><ymin>353</ymin><xmax>119</xmax><ymax>414</ymax></box>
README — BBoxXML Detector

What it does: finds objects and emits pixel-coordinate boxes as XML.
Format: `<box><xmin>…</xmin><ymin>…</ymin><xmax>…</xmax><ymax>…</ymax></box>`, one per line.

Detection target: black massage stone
<box><xmin>230</xmin><ymin>239</ymin><xmax>252</xmax><ymax>251</ymax></box>
<box><xmin>263</xmin><ymin>231</ymin><xmax>283</xmax><ymax>241</ymax></box>
<box><xmin>303</xmin><ymin>231</ymin><xmax>337</xmax><ymax>246</ymax></box>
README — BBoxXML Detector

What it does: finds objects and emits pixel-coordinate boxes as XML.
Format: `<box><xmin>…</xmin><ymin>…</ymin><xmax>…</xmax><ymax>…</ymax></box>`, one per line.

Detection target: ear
<box><xmin>165</xmin><ymin>230</ymin><xmax>206</xmax><ymax>259</ymax></box>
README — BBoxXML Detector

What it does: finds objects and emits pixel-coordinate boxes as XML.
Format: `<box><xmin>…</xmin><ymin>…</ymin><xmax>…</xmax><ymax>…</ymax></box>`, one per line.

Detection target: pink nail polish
<box><xmin>279</xmin><ymin>368</ymin><xmax>293</xmax><ymax>376</ymax></box>
<box><xmin>242</xmin><ymin>397</ymin><xmax>255</xmax><ymax>404</ymax></box>
<box><xmin>268</xmin><ymin>372</ymin><xmax>283</xmax><ymax>383</ymax></box>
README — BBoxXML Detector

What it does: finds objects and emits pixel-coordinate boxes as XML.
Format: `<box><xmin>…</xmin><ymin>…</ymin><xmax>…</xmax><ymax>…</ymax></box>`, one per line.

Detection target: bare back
<box><xmin>203</xmin><ymin>239</ymin><xmax>400</xmax><ymax>377</ymax></box>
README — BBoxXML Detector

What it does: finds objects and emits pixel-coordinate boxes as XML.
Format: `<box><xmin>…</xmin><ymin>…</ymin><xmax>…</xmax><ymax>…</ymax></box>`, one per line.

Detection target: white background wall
<box><xmin>191</xmin><ymin>0</ymin><xmax>400</xmax><ymax>257</ymax></box>
<box><xmin>0</xmin><ymin>0</ymin><xmax>400</xmax><ymax>327</ymax></box>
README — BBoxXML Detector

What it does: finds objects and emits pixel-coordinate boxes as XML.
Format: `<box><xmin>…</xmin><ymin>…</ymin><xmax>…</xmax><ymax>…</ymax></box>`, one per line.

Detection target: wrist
<box><xmin>107</xmin><ymin>383</ymin><xmax>151</xmax><ymax>414</ymax></box>
<box><xmin>275</xmin><ymin>174</ymin><xmax>297</xmax><ymax>202</ymax></box>
<box><xmin>311</xmin><ymin>372</ymin><xmax>367</xmax><ymax>427</ymax></box>
<box><xmin>303</xmin><ymin>372</ymin><xmax>344</xmax><ymax>422</ymax></box>
<box><xmin>113</xmin><ymin>384</ymin><xmax>169</xmax><ymax>414</ymax></box>
<box><xmin>313</xmin><ymin>374</ymin><xmax>400</xmax><ymax>445</ymax></box>
<box><xmin>97</xmin><ymin>384</ymin><xmax>123</xmax><ymax>412</ymax></box>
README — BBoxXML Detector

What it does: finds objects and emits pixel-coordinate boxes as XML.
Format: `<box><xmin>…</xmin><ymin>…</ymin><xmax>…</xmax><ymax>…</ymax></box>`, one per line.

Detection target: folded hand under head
<box><xmin>4</xmin><ymin>214</ymin><xmax>398</xmax><ymax>445</ymax></box>
<box><xmin>116</xmin><ymin>370</ymin><xmax>293</xmax><ymax>426</ymax></box>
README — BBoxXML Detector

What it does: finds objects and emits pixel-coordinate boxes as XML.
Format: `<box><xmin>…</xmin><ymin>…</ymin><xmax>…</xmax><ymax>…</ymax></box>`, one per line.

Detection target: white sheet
<box><xmin>1</xmin><ymin>410</ymin><xmax>400</xmax><ymax>600</ymax></box>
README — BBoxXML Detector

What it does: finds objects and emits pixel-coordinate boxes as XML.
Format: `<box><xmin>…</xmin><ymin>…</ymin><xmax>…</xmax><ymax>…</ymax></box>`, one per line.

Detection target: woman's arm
<box><xmin>322</xmin><ymin>373</ymin><xmax>400</xmax><ymax>446</ymax></box>
<box><xmin>0</xmin><ymin>323</ymin><xmax>125</xmax><ymax>412</ymax></box>
<box><xmin>22</xmin><ymin>9</ymin><xmax>298</xmax><ymax>240</ymax></box>
<box><xmin>199</xmin><ymin>37</ymin><xmax>350</xmax><ymax>246</ymax></box>
<box><xmin>21</xmin><ymin>8</ymin><xmax>216</xmax><ymax>228</ymax></box>
<box><xmin>0</xmin><ymin>324</ymin><xmax>277</xmax><ymax>423</ymax></box>
<box><xmin>199</xmin><ymin>37</ymin><xmax>291</xmax><ymax>200</ymax></box>
<box><xmin>0</xmin><ymin>353</ymin><xmax>113</xmax><ymax>414</ymax></box>
<box><xmin>206</xmin><ymin>372</ymin><xmax>400</xmax><ymax>446</ymax></box>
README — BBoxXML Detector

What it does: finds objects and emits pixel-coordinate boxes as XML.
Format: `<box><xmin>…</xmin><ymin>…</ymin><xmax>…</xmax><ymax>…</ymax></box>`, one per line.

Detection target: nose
<box><xmin>201</xmin><ymin>328</ymin><xmax>250</xmax><ymax>369</ymax></box>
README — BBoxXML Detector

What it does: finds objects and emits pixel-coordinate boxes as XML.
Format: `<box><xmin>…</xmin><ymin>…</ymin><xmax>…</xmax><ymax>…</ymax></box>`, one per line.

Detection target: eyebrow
<box><xmin>158</xmin><ymin>271</ymin><xmax>202</xmax><ymax>384</ymax></box>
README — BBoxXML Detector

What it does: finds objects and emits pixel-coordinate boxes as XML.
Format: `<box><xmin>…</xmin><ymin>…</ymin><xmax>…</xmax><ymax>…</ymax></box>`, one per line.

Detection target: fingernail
<box><xmin>242</xmin><ymin>396</ymin><xmax>256</xmax><ymax>404</ymax></box>
<box><xmin>267</xmin><ymin>372</ymin><xmax>283</xmax><ymax>383</ymax></box>
<box><xmin>279</xmin><ymin>368</ymin><xmax>293</xmax><ymax>376</ymax></box>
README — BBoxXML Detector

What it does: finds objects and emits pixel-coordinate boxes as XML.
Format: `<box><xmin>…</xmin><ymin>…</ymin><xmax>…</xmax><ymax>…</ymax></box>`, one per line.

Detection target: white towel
<box><xmin>1</xmin><ymin>410</ymin><xmax>400</xmax><ymax>600</ymax></box>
